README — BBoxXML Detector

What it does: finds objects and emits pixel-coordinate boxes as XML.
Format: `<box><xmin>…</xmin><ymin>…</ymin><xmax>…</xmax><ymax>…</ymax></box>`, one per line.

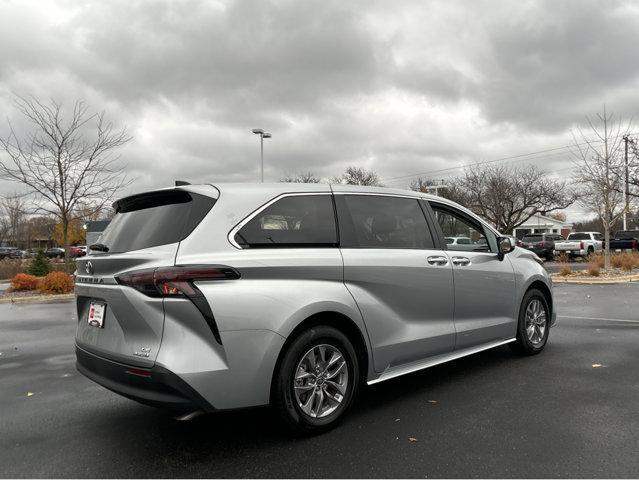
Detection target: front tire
<box><xmin>510</xmin><ymin>289</ymin><xmax>550</xmax><ymax>355</ymax></box>
<box><xmin>273</xmin><ymin>326</ymin><xmax>359</xmax><ymax>434</ymax></box>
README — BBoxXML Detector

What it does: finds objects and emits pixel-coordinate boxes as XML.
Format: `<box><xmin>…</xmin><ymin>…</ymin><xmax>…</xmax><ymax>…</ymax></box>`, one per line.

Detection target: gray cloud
<box><xmin>0</xmin><ymin>0</ymin><xmax>638</xmax><ymax>221</ymax></box>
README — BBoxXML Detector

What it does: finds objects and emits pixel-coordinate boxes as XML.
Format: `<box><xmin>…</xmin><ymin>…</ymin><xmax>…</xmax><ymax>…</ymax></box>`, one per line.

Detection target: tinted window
<box><xmin>98</xmin><ymin>191</ymin><xmax>215</xmax><ymax>253</ymax></box>
<box><xmin>567</xmin><ymin>233</ymin><xmax>590</xmax><ymax>240</ymax></box>
<box><xmin>235</xmin><ymin>195</ymin><xmax>337</xmax><ymax>248</ymax></box>
<box><xmin>338</xmin><ymin>195</ymin><xmax>434</xmax><ymax>249</ymax></box>
<box><xmin>615</xmin><ymin>231</ymin><xmax>639</xmax><ymax>239</ymax></box>
<box><xmin>431</xmin><ymin>203</ymin><xmax>493</xmax><ymax>252</ymax></box>
<box><xmin>523</xmin><ymin>235</ymin><xmax>543</xmax><ymax>243</ymax></box>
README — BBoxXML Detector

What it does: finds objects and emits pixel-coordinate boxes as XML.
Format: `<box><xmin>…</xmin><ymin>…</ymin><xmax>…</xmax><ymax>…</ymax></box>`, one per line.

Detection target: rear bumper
<box><xmin>554</xmin><ymin>248</ymin><xmax>586</xmax><ymax>256</ymax></box>
<box><xmin>75</xmin><ymin>345</ymin><xmax>214</xmax><ymax>412</ymax></box>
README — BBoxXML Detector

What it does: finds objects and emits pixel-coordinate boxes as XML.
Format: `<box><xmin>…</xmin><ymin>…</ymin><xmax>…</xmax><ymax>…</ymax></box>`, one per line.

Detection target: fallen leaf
<box><xmin>428</xmin><ymin>400</ymin><xmax>438</xmax><ymax>404</ymax></box>
<box><xmin>592</xmin><ymin>364</ymin><xmax>603</xmax><ymax>368</ymax></box>
<box><xmin>395</xmin><ymin>418</ymin><xmax>400</xmax><ymax>422</ymax></box>
<box><xmin>26</xmin><ymin>392</ymin><xmax>34</xmax><ymax>397</ymax></box>
<box><xmin>408</xmin><ymin>437</ymin><xmax>418</xmax><ymax>442</ymax></box>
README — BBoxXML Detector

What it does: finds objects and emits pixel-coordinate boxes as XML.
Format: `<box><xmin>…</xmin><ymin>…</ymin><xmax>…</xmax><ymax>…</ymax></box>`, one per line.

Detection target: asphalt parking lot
<box><xmin>1</xmin><ymin>284</ymin><xmax>638</xmax><ymax>478</ymax></box>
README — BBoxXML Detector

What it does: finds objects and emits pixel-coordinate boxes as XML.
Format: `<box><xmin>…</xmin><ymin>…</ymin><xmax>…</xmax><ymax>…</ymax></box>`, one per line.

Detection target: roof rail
<box><xmin>175</xmin><ymin>180</ymin><xmax>191</xmax><ymax>186</ymax></box>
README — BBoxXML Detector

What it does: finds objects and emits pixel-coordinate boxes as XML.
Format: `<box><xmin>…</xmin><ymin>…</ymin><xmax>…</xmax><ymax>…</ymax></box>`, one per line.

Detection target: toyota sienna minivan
<box><xmin>75</xmin><ymin>182</ymin><xmax>555</xmax><ymax>433</ymax></box>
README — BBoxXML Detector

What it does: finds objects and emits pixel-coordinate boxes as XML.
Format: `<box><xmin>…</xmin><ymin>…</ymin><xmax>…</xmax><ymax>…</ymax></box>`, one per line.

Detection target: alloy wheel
<box><xmin>525</xmin><ymin>298</ymin><xmax>547</xmax><ymax>345</ymax></box>
<box><xmin>293</xmin><ymin>344</ymin><xmax>349</xmax><ymax>419</ymax></box>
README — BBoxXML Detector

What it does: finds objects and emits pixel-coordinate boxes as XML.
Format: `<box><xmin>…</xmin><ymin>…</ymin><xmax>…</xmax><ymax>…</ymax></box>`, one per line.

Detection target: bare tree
<box><xmin>331</xmin><ymin>166</ymin><xmax>381</xmax><ymax>186</ymax></box>
<box><xmin>410</xmin><ymin>177</ymin><xmax>449</xmax><ymax>196</ymax></box>
<box><xmin>0</xmin><ymin>96</ymin><xmax>131</xmax><ymax>269</ymax></box>
<box><xmin>432</xmin><ymin>164</ymin><xmax>574</xmax><ymax>234</ymax></box>
<box><xmin>0</xmin><ymin>193</ymin><xmax>29</xmax><ymax>248</ymax></box>
<box><xmin>280</xmin><ymin>172</ymin><xmax>321</xmax><ymax>183</ymax></box>
<box><xmin>571</xmin><ymin>107</ymin><xmax>631</xmax><ymax>269</ymax></box>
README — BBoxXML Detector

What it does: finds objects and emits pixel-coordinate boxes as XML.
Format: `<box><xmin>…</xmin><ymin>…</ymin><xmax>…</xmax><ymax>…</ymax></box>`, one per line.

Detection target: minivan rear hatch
<box><xmin>75</xmin><ymin>187</ymin><xmax>217</xmax><ymax>367</ymax></box>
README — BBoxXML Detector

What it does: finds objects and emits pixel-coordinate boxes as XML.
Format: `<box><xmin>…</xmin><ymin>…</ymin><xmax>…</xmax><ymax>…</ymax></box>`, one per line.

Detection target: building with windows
<box><xmin>512</xmin><ymin>213</ymin><xmax>572</xmax><ymax>239</ymax></box>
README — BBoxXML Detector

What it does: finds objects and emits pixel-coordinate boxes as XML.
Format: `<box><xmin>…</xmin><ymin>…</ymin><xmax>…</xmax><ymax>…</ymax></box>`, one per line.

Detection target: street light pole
<box><xmin>252</xmin><ymin>129</ymin><xmax>272</xmax><ymax>183</ymax></box>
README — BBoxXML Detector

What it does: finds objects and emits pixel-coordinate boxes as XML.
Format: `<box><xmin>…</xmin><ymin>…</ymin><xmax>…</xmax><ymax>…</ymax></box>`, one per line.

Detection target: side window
<box><xmin>234</xmin><ymin>195</ymin><xmax>337</xmax><ymax>248</ymax></box>
<box><xmin>430</xmin><ymin>203</ymin><xmax>493</xmax><ymax>252</ymax></box>
<box><xmin>337</xmin><ymin>195</ymin><xmax>434</xmax><ymax>249</ymax></box>
<box><xmin>594</xmin><ymin>234</ymin><xmax>604</xmax><ymax>241</ymax></box>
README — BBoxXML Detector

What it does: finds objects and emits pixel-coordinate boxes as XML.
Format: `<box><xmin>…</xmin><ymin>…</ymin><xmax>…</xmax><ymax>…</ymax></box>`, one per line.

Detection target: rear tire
<box><xmin>510</xmin><ymin>289</ymin><xmax>550</xmax><ymax>355</ymax></box>
<box><xmin>273</xmin><ymin>326</ymin><xmax>359</xmax><ymax>435</ymax></box>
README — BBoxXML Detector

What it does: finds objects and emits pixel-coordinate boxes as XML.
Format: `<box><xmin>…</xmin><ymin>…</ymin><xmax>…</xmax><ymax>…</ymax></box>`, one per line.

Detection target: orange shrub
<box><xmin>10</xmin><ymin>273</ymin><xmax>40</xmax><ymax>291</ymax></box>
<box><xmin>38</xmin><ymin>271</ymin><xmax>74</xmax><ymax>294</ymax></box>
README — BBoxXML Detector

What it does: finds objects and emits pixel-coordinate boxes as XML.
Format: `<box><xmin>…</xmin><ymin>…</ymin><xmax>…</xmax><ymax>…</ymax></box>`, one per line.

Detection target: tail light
<box><xmin>537</xmin><ymin>242</ymin><xmax>544</xmax><ymax>247</ymax></box>
<box><xmin>632</xmin><ymin>240</ymin><xmax>637</xmax><ymax>249</ymax></box>
<box><xmin>116</xmin><ymin>265</ymin><xmax>240</xmax><ymax>297</ymax></box>
<box><xmin>116</xmin><ymin>265</ymin><xmax>240</xmax><ymax>344</ymax></box>
<box><xmin>580</xmin><ymin>241</ymin><xmax>584</xmax><ymax>250</ymax></box>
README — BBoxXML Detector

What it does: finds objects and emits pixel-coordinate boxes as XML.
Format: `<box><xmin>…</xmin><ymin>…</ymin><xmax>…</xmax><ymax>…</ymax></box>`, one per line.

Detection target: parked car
<box><xmin>24</xmin><ymin>248</ymin><xmax>42</xmax><ymax>258</ymax></box>
<box><xmin>553</xmin><ymin>232</ymin><xmax>603</xmax><ymax>258</ymax></box>
<box><xmin>75</xmin><ymin>183</ymin><xmax>556</xmax><ymax>433</ymax></box>
<box><xmin>521</xmin><ymin>233</ymin><xmax>564</xmax><ymax>261</ymax></box>
<box><xmin>0</xmin><ymin>247</ymin><xmax>22</xmax><ymax>259</ymax></box>
<box><xmin>45</xmin><ymin>247</ymin><xmax>65</xmax><ymax>259</ymax></box>
<box><xmin>608</xmin><ymin>230</ymin><xmax>639</xmax><ymax>252</ymax></box>
<box><xmin>69</xmin><ymin>246</ymin><xmax>86</xmax><ymax>258</ymax></box>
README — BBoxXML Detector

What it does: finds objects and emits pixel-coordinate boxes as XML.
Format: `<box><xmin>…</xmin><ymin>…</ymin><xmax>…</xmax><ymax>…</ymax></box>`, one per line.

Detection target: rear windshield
<box><xmin>522</xmin><ymin>235</ymin><xmax>542</xmax><ymax>242</ymax></box>
<box><xmin>615</xmin><ymin>231</ymin><xmax>639</xmax><ymax>239</ymax></box>
<box><xmin>97</xmin><ymin>190</ymin><xmax>215</xmax><ymax>253</ymax></box>
<box><xmin>567</xmin><ymin>233</ymin><xmax>590</xmax><ymax>240</ymax></box>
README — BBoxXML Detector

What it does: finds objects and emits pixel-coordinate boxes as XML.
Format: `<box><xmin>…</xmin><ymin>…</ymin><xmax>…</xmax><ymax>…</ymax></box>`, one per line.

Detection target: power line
<box><xmin>381</xmin><ymin>132</ymin><xmax>638</xmax><ymax>184</ymax></box>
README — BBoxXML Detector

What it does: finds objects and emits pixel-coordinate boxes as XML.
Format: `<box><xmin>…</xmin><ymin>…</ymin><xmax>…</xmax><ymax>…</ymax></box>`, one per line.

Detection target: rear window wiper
<box><xmin>89</xmin><ymin>243</ymin><xmax>109</xmax><ymax>252</ymax></box>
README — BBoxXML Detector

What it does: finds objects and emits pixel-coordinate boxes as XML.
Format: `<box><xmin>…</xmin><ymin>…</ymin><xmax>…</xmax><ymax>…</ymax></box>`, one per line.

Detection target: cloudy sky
<box><xmin>1</xmin><ymin>0</ymin><xmax>639</xmax><ymax>220</ymax></box>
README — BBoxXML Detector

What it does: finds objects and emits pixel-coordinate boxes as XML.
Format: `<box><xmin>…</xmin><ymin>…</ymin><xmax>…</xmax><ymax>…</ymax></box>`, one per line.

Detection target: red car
<box><xmin>69</xmin><ymin>246</ymin><xmax>86</xmax><ymax>258</ymax></box>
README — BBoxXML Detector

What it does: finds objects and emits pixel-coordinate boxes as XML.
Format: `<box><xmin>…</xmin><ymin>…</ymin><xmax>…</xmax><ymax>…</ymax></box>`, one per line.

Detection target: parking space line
<box><xmin>558</xmin><ymin>315</ymin><xmax>639</xmax><ymax>324</ymax></box>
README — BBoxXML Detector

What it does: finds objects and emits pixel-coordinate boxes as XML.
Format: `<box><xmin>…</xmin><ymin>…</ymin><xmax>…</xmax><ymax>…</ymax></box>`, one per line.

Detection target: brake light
<box><xmin>116</xmin><ymin>265</ymin><xmax>240</xmax><ymax>297</ymax></box>
<box><xmin>537</xmin><ymin>242</ymin><xmax>544</xmax><ymax>247</ymax></box>
<box><xmin>116</xmin><ymin>265</ymin><xmax>239</xmax><ymax>345</ymax></box>
<box><xmin>632</xmin><ymin>240</ymin><xmax>637</xmax><ymax>249</ymax></box>
<box><xmin>580</xmin><ymin>241</ymin><xmax>584</xmax><ymax>250</ymax></box>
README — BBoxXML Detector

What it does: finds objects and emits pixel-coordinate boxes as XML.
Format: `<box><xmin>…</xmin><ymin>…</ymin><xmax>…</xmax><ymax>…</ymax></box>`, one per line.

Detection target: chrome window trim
<box><xmin>227</xmin><ymin>192</ymin><xmax>334</xmax><ymax>249</ymax></box>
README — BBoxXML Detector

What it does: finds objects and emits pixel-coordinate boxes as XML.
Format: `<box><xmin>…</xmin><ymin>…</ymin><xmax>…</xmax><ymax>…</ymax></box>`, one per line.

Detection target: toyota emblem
<box><xmin>85</xmin><ymin>261</ymin><xmax>94</xmax><ymax>275</ymax></box>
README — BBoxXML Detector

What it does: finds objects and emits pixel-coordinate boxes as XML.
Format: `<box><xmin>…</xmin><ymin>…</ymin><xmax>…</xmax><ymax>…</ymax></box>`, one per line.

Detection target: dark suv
<box><xmin>520</xmin><ymin>233</ymin><xmax>564</xmax><ymax>261</ymax></box>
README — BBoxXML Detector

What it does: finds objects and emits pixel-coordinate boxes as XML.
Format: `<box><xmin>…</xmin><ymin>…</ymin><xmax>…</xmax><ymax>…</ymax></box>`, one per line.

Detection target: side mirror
<box><xmin>497</xmin><ymin>237</ymin><xmax>514</xmax><ymax>261</ymax></box>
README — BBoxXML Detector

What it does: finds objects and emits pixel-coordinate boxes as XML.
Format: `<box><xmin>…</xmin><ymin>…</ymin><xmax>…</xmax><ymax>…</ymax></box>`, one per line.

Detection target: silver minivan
<box><xmin>75</xmin><ymin>183</ymin><xmax>555</xmax><ymax>433</ymax></box>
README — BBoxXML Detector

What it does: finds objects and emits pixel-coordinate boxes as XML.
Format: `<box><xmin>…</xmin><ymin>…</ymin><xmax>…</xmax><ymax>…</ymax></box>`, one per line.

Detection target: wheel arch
<box><xmin>269</xmin><ymin>311</ymin><xmax>369</xmax><ymax>403</ymax></box>
<box><xmin>526</xmin><ymin>279</ymin><xmax>553</xmax><ymax>318</ymax></box>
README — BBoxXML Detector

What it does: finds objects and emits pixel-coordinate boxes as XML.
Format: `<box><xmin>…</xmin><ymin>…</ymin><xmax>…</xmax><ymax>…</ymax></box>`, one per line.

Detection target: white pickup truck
<box><xmin>553</xmin><ymin>232</ymin><xmax>604</xmax><ymax>257</ymax></box>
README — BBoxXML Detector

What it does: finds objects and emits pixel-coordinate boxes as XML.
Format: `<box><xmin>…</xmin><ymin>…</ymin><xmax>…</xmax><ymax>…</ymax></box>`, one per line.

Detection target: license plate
<box><xmin>88</xmin><ymin>302</ymin><xmax>106</xmax><ymax>328</ymax></box>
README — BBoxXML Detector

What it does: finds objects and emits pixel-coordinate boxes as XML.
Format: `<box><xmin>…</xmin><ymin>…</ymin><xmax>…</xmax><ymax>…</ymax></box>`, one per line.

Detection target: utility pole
<box><xmin>623</xmin><ymin>135</ymin><xmax>631</xmax><ymax>230</ymax></box>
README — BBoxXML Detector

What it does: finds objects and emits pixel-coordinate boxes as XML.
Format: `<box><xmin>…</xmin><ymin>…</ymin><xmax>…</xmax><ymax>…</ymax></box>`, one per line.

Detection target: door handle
<box><xmin>451</xmin><ymin>256</ymin><xmax>471</xmax><ymax>266</ymax></box>
<box><xmin>427</xmin><ymin>255</ymin><xmax>449</xmax><ymax>266</ymax></box>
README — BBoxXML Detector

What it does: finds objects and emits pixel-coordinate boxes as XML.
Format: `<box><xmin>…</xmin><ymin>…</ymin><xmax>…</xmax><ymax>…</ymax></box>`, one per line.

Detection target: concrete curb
<box><xmin>552</xmin><ymin>274</ymin><xmax>639</xmax><ymax>284</ymax></box>
<box><xmin>0</xmin><ymin>293</ymin><xmax>74</xmax><ymax>305</ymax></box>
